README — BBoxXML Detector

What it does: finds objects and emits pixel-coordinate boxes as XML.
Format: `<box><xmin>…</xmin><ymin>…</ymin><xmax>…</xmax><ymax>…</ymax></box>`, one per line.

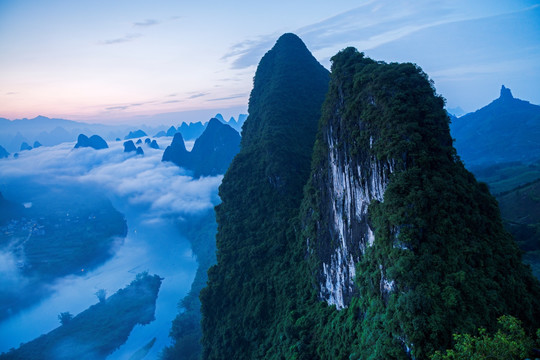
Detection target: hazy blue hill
<box><xmin>7</xmin><ymin>133</ymin><xmax>27</xmax><ymax>153</ymax></box>
<box><xmin>188</xmin><ymin>119</ymin><xmax>240</xmax><ymax>177</ymax></box>
<box><xmin>0</xmin><ymin>145</ymin><xmax>9</xmax><ymax>159</ymax></box>
<box><xmin>0</xmin><ymin>273</ymin><xmax>162</xmax><ymax>360</ymax></box>
<box><xmin>166</xmin><ymin>126</ymin><xmax>178</xmax><ymax>136</ymax></box>
<box><xmin>124</xmin><ymin>129</ymin><xmax>147</xmax><ymax>139</ymax></box>
<box><xmin>199</xmin><ymin>33</ymin><xmax>329</xmax><ymax>359</ymax></box>
<box><xmin>223</xmin><ymin>114</ymin><xmax>248</xmax><ymax>133</ymax></box>
<box><xmin>0</xmin><ymin>192</ymin><xmax>23</xmax><ymax>224</ymax></box>
<box><xmin>36</xmin><ymin>126</ymin><xmax>74</xmax><ymax>146</ymax></box>
<box><xmin>124</xmin><ymin>140</ymin><xmax>137</xmax><ymax>152</ymax></box>
<box><xmin>74</xmin><ymin>134</ymin><xmax>108</xmax><ymax>150</ymax></box>
<box><xmin>451</xmin><ymin>86</ymin><xmax>540</xmax><ymax>166</ymax></box>
<box><xmin>162</xmin><ymin>120</ymin><xmax>240</xmax><ymax>177</ymax></box>
<box><xmin>19</xmin><ymin>142</ymin><xmax>31</xmax><ymax>151</ymax></box>
<box><xmin>178</xmin><ymin>121</ymin><xmax>206</xmax><ymax>140</ymax></box>
<box><xmin>162</xmin><ymin>132</ymin><xmax>189</xmax><ymax>166</ymax></box>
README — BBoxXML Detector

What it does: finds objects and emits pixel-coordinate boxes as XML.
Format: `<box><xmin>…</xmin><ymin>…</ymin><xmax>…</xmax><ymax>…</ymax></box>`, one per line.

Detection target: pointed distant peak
<box><xmin>500</xmin><ymin>85</ymin><xmax>513</xmax><ymax>100</ymax></box>
<box><xmin>214</xmin><ymin>113</ymin><xmax>225</xmax><ymax>123</ymax></box>
<box><xmin>172</xmin><ymin>132</ymin><xmax>185</xmax><ymax>144</ymax></box>
<box><xmin>208</xmin><ymin>117</ymin><xmax>224</xmax><ymax>127</ymax></box>
<box><xmin>275</xmin><ymin>33</ymin><xmax>304</xmax><ymax>47</ymax></box>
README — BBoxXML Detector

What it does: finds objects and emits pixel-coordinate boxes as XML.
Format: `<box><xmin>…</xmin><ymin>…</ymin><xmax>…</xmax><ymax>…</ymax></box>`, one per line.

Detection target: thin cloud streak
<box><xmin>207</xmin><ymin>94</ymin><xmax>247</xmax><ymax>102</ymax></box>
<box><xmin>221</xmin><ymin>1</ymin><xmax>536</xmax><ymax>70</ymax></box>
<box><xmin>188</xmin><ymin>93</ymin><xmax>208</xmax><ymax>99</ymax></box>
<box><xmin>133</xmin><ymin>19</ymin><xmax>159</xmax><ymax>27</ymax></box>
<box><xmin>101</xmin><ymin>33</ymin><xmax>142</xmax><ymax>45</ymax></box>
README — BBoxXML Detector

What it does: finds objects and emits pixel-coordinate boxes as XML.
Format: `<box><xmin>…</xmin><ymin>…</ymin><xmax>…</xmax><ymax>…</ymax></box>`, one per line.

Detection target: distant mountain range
<box><xmin>0</xmin><ymin>113</ymin><xmax>248</xmax><ymax>154</ymax></box>
<box><xmin>155</xmin><ymin>114</ymin><xmax>247</xmax><ymax>140</ymax></box>
<box><xmin>451</xmin><ymin>85</ymin><xmax>540</xmax><ymax>166</ymax></box>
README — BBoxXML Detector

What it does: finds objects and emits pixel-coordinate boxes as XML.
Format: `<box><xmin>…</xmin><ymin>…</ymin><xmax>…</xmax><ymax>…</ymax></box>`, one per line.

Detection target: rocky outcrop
<box><xmin>123</xmin><ymin>140</ymin><xmax>136</xmax><ymax>152</ymax></box>
<box><xmin>166</xmin><ymin>126</ymin><xmax>178</xmax><ymax>137</ymax></box>
<box><xmin>74</xmin><ymin>134</ymin><xmax>108</xmax><ymax>150</ymax></box>
<box><xmin>162</xmin><ymin>120</ymin><xmax>240</xmax><ymax>177</ymax></box>
<box><xmin>20</xmin><ymin>142</ymin><xmax>32</xmax><ymax>151</ymax></box>
<box><xmin>162</xmin><ymin>133</ymin><xmax>189</xmax><ymax>164</ymax></box>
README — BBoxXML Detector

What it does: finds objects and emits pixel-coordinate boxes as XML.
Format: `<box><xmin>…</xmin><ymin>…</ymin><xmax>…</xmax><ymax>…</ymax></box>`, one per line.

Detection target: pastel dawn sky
<box><xmin>0</xmin><ymin>0</ymin><xmax>539</xmax><ymax>124</ymax></box>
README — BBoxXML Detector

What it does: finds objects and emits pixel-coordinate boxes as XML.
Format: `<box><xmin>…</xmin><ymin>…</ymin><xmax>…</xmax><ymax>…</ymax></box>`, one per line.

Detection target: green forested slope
<box><xmin>200</xmin><ymin>38</ymin><xmax>540</xmax><ymax>360</ymax></box>
<box><xmin>302</xmin><ymin>48</ymin><xmax>540</xmax><ymax>359</ymax></box>
<box><xmin>199</xmin><ymin>33</ymin><xmax>329</xmax><ymax>359</ymax></box>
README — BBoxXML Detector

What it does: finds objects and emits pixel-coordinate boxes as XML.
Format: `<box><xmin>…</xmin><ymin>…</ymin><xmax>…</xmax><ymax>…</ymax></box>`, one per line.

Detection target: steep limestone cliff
<box><xmin>301</xmin><ymin>47</ymin><xmax>540</xmax><ymax>359</ymax></box>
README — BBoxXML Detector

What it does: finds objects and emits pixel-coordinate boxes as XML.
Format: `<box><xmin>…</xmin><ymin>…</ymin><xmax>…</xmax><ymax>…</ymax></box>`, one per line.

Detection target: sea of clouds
<box><xmin>0</xmin><ymin>138</ymin><xmax>222</xmax><ymax>220</ymax></box>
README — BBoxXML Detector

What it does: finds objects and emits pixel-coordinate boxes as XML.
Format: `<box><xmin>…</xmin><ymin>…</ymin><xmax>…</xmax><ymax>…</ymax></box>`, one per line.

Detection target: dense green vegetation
<box><xmin>464</xmin><ymin>160</ymin><xmax>540</xmax><ymax>279</ymax></box>
<box><xmin>162</xmin><ymin>210</ymin><xmax>217</xmax><ymax>360</ymax></box>
<box><xmin>0</xmin><ymin>272</ymin><xmax>162</xmax><ymax>360</ymax></box>
<box><xmin>496</xmin><ymin>178</ymin><xmax>540</xmax><ymax>279</ymax></box>
<box><xmin>199</xmin><ymin>37</ymin><xmax>540</xmax><ymax>360</ymax></box>
<box><xmin>199</xmin><ymin>33</ymin><xmax>329</xmax><ymax>359</ymax></box>
<box><xmin>469</xmin><ymin>160</ymin><xmax>540</xmax><ymax>195</ymax></box>
<box><xmin>307</xmin><ymin>48</ymin><xmax>540</xmax><ymax>359</ymax></box>
<box><xmin>431</xmin><ymin>316</ymin><xmax>540</xmax><ymax>360</ymax></box>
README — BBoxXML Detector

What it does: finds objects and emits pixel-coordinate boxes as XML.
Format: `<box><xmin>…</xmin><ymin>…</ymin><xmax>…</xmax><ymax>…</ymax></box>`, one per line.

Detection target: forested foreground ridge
<box><xmin>199</xmin><ymin>33</ymin><xmax>330</xmax><ymax>359</ymax></box>
<box><xmin>200</xmin><ymin>34</ymin><xmax>540</xmax><ymax>359</ymax></box>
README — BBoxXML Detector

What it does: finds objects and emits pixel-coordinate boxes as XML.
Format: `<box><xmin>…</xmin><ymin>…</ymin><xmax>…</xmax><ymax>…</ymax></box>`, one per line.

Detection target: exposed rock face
<box><xmin>74</xmin><ymin>134</ymin><xmax>108</xmax><ymax>150</ymax></box>
<box><xmin>310</xmin><ymin>122</ymin><xmax>395</xmax><ymax>309</ymax></box>
<box><xmin>301</xmin><ymin>48</ymin><xmax>540</xmax><ymax>359</ymax></box>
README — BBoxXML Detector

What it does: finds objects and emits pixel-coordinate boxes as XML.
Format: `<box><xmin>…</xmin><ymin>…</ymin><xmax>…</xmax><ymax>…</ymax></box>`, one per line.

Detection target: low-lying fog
<box><xmin>0</xmin><ymin>138</ymin><xmax>221</xmax><ymax>358</ymax></box>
